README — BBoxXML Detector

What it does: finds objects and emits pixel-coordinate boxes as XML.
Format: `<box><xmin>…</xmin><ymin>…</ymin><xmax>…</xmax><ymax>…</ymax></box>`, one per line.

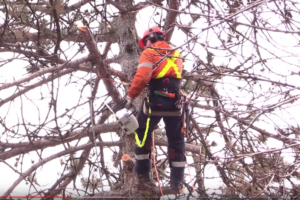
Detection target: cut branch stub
<box><xmin>122</xmin><ymin>154</ymin><xmax>134</xmax><ymax>170</ymax></box>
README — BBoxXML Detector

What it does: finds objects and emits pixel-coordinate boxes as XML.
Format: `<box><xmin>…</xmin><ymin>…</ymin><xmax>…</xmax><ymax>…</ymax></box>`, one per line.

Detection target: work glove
<box><xmin>124</xmin><ymin>96</ymin><xmax>133</xmax><ymax>110</ymax></box>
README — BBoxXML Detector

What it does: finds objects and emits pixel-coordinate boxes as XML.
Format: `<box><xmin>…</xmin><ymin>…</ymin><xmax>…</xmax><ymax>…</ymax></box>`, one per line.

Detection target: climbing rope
<box><xmin>152</xmin><ymin>132</ymin><xmax>164</xmax><ymax>198</ymax></box>
<box><xmin>186</xmin><ymin>160</ymin><xmax>195</xmax><ymax>193</ymax></box>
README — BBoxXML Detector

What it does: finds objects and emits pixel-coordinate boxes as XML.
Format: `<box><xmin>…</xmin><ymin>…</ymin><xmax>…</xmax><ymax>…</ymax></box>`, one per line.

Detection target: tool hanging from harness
<box><xmin>143</xmin><ymin>77</ymin><xmax>192</xmax><ymax>138</ymax></box>
<box><xmin>143</xmin><ymin>77</ymin><xmax>184</xmax><ymax>116</ymax></box>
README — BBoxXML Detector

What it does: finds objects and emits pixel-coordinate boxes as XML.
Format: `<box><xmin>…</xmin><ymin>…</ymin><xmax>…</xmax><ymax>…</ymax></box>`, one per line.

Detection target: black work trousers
<box><xmin>134</xmin><ymin>103</ymin><xmax>186</xmax><ymax>182</ymax></box>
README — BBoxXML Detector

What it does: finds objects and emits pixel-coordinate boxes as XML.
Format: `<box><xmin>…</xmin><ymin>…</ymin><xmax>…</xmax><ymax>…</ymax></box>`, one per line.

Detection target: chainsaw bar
<box><xmin>101</xmin><ymin>99</ymin><xmax>127</xmax><ymax>113</ymax></box>
<box><xmin>113</xmin><ymin>99</ymin><xmax>127</xmax><ymax>113</ymax></box>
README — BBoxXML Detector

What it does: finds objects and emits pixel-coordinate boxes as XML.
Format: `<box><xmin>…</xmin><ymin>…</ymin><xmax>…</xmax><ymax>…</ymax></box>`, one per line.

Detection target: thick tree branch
<box><xmin>163</xmin><ymin>0</ymin><xmax>179</xmax><ymax>41</ymax></box>
<box><xmin>78</xmin><ymin>26</ymin><xmax>122</xmax><ymax>103</ymax></box>
<box><xmin>155</xmin><ymin>136</ymin><xmax>205</xmax><ymax>157</ymax></box>
<box><xmin>0</xmin><ymin>122</ymin><xmax>119</xmax><ymax>160</ymax></box>
<box><xmin>106</xmin><ymin>0</ymin><xmax>126</xmax><ymax>13</ymax></box>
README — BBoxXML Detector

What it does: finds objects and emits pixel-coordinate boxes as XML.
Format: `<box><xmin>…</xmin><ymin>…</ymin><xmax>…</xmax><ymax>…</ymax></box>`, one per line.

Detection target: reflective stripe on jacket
<box><xmin>128</xmin><ymin>41</ymin><xmax>183</xmax><ymax>98</ymax></box>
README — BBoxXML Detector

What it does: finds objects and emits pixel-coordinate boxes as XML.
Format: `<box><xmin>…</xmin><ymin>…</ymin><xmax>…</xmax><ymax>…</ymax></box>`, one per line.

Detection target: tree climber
<box><xmin>124</xmin><ymin>27</ymin><xmax>186</xmax><ymax>191</ymax></box>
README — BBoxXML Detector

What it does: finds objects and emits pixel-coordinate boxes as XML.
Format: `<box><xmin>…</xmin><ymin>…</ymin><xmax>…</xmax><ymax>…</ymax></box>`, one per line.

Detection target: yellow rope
<box><xmin>133</xmin><ymin>98</ymin><xmax>151</xmax><ymax>148</ymax></box>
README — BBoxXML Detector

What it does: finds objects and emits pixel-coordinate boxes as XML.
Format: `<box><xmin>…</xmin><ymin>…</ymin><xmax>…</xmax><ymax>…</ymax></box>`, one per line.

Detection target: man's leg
<box><xmin>134</xmin><ymin>109</ymin><xmax>161</xmax><ymax>181</ymax></box>
<box><xmin>163</xmin><ymin>114</ymin><xmax>186</xmax><ymax>190</ymax></box>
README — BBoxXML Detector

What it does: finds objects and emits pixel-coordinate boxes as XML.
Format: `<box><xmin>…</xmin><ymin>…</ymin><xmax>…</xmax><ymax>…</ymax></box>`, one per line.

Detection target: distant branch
<box><xmin>0</xmin><ymin>56</ymin><xmax>89</xmax><ymax>91</ymax></box>
<box><xmin>49</xmin><ymin>0</ymin><xmax>62</xmax><ymax>57</ymax></box>
<box><xmin>47</xmin><ymin>148</ymin><xmax>92</xmax><ymax>196</ymax></box>
<box><xmin>0</xmin><ymin>68</ymin><xmax>78</xmax><ymax>107</ymax></box>
<box><xmin>0</xmin><ymin>43</ymin><xmax>65</xmax><ymax>63</ymax></box>
<box><xmin>192</xmin><ymin>103</ymin><xmax>297</xmax><ymax>145</ymax></box>
<box><xmin>65</xmin><ymin>0</ymin><xmax>93</xmax><ymax>13</ymax></box>
<box><xmin>2</xmin><ymin>140</ymin><xmax>120</xmax><ymax>197</ymax></box>
<box><xmin>190</xmin><ymin>115</ymin><xmax>231</xmax><ymax>187</ymax></box>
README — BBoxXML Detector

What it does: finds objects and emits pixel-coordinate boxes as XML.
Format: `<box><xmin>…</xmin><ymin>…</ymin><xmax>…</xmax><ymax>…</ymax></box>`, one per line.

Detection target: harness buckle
<box><xmin>163</xmin><ymin>88</ymin><xmax>168</xmax><ymax>94</ymax></box>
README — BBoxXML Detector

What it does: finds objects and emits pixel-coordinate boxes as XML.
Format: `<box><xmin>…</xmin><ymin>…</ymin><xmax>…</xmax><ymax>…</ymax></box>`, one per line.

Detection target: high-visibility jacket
<box><xmin>128</xmin><ymin>41</ymin><xmax>183</xmax><ymax>98</ymax></box>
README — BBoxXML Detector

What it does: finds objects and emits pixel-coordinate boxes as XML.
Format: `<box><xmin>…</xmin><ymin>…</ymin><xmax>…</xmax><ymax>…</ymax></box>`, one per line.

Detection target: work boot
<box><xmin>170</xmin><ymin>165</ymin><xmax>185</xmax><ymax>190</ymax></box>
<box><xmin>133</xmin><ymin>158</ymin><xmax>152</xmax><ymax>181</ymax></box>
<box><xmin>170</xmin><ymin>181</ymin><xmax>183</xmax><ymax>191</ymax></box>
<box><xmin>135</xmin><ymin>171</ymin><xmax>152</xmax><ymax>183</ymax></box>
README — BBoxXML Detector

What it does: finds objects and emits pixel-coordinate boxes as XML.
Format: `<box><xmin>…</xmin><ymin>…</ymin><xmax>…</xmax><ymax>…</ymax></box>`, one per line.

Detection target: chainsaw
<box><xmin>104</xmin><ymin>99</ymin><xmax>139</xmax><ymax>135</ymax></box>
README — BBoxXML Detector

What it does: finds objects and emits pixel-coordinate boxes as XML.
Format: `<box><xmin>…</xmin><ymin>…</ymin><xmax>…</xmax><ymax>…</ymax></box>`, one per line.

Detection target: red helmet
<box><xmin>139</xmin><ymin>27</ymin><xmax>165</xmax><ymax>48</ymax></box>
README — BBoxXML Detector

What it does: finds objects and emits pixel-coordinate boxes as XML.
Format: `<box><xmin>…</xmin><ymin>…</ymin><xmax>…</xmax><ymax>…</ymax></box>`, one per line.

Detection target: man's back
<box><xmin>128</xmin><ymin>41</ymin><xmax>183</xmax><ymax>98</ymax></box>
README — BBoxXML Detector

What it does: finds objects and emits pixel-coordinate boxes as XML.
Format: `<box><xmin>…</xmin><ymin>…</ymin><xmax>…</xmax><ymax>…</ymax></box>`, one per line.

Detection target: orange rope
<box><xmin>186</xmin><ymin>157</ymin><xmax>200</xmax><ymax>198</ymax></box>
<box><xmin>152</xmin><ymin>132</ymin><xmax>164</xmax><ymax>198</ymax></box>
<box><xmin>181</xmin><ymin>112</ymin><xmax>186</xmax><ymax>137</ymax></box>
<box><xmin>186</xmin><ymin>160</ymin><xmax>195</xmax><ymax>193</ymax></box>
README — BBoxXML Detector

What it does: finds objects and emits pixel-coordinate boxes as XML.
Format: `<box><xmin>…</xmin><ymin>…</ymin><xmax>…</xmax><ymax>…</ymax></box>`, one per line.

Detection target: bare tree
<box><xmin>1</xmin><ymin>0</ymin><xmax>300</xmax><ymax>199</ymax></box>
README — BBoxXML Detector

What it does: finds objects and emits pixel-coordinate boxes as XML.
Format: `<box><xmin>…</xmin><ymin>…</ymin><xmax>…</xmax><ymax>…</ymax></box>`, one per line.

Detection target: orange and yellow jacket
<box><xmin>128</xmin><ymin>41</ymin><xmax>183</xmax><ymax>98</ymax></box>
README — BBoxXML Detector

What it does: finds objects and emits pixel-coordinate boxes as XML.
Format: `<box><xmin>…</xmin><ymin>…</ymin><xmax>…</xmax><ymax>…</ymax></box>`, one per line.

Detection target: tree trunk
<box><xmin>114</xmin><ymin>1</ymin><xmax>160</xmax><ymax>198</ymax></box>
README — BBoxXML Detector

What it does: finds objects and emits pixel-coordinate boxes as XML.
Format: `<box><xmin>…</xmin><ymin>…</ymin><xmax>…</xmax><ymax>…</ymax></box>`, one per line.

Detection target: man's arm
<box><xmin>128</xmin><ymin>51</ymin><xmax>153</xmax><ymax>99</ymax></box>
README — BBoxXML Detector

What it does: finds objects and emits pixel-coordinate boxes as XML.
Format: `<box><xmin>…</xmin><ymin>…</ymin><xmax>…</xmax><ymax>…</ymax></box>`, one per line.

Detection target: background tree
<box><xmin>1</xmin><ymin>0</ymin><xmax>300</xmax><ymax>199</ymax></box>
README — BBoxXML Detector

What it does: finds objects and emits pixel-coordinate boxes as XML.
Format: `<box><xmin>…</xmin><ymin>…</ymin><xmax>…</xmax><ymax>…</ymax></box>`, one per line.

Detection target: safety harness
<box><xmin>130</xmin><ymin>76</ymin><xmax>191</xmax><ymax>147</ymax></box>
